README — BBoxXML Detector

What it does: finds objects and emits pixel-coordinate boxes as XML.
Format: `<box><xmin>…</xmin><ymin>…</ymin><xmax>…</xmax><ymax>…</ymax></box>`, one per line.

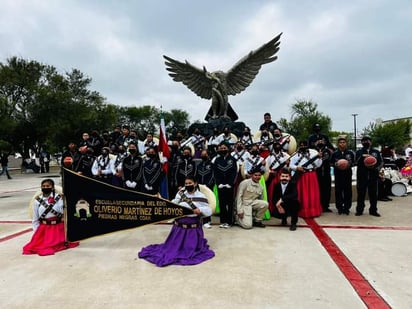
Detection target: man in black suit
<box><xmin>272</xmin><ymin>168</ymin><xmax>300</xmax><ymax>231</ymax></box>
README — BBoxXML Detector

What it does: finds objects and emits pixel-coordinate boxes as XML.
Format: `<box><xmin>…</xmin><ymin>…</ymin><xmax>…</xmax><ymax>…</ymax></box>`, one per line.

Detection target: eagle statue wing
<box><xmin>226</xmin><ymin>33</ymin><xmax>282</xmax><ymax>96</ymax></box>
<box><xmin>163</xmin><ymin>55</ymin><xmax>213</xmax><ymax>99</ymax></box>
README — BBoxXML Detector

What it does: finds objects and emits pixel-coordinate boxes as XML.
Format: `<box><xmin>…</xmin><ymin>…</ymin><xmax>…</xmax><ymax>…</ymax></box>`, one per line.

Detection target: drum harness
<box><xmin>176</xmin><ymin>190</ymin><xmax>208</xmax><ymax>228</ymax></box>
<box><xmin>36</xmin><ymin>193</ymin><xmax>63</xmax><ymax>225</ymax></box>
<box><xmin>292</xmin><ymin>151</ymin><xmax>320</xmax><ymax>181</ymax></box>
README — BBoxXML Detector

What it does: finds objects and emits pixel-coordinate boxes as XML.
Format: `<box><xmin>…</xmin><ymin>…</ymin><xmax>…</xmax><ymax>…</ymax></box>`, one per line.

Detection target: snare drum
<box><xmin>391</xmin><ymin>182</ymin><xmax>407</xmax><ymax>197</ymax></box>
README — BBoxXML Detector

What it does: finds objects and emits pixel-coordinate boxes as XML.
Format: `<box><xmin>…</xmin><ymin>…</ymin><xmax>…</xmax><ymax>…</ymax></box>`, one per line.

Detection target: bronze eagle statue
<box><xmin>163</xmin><ymin>33</ymin><xmax>282</xmax><ymax>122</ymax></box>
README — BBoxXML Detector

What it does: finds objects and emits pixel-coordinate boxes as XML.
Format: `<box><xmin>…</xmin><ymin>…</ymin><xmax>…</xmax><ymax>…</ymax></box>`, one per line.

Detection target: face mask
<box><xmin>183</xmin><ymin>154</ymin><xmax>190</xmax><ymax>159</ymax></box>
<box><xmin>251</xmin><ymin>150</ymin><xmax>259</xmax><ymax>156</ymax></box>
<box><xmin>243</xmin><ymin>132</ymin><xmax>249</xmax><ymax>136</ymax></box>
<box><xmin>219</xmin><ymin>150</ymin><xmax>228</xmax><ymax>156</ymax></box>
<box><xmin>201</xmin><ymin>156</ymin><xmax>208</xmax><ymax>161</ymax></box>
<box><xmin>171</xmin><ymin>145</ymin><xmax>178</xmax><ymax>150</ymax></box>
<box><xmin>147</xmin><ymin>153</ymin><xmax>156</xmax><ymax>159</ymax></box>
<box><xmin>300</xmin><ymin>147</ymin><xmax>307</xmax><ymax>152</ymax></box>
<box><xmin>102</xmin><ymin>150</ymin><xmax>108</xmax><ymax>156</ymax></box>
<box><xmin>42</xmin><ymin>188</ymin><xmax>52</xmax><ymax>195</ymax></box>
<box><xmin>237</xmin><ymin>146</ymin><xmax>243</xmax><ymax>151</ymax></box>
<box><xmin>129</xmin><ymin>149</ymin><xmax>137</xmax><ymax>154</ymax></box>
<box><xmin>362</xmin><ymin>142</ymin><xmax>370</xmax><ymax>148</ymax></box>
<box><xmin>185</xmin><ymin>185</ymin><xmax>195</xmax><ymax>192</ymax></box>
<box><xmin>274</xmin><ymin>146</ymin><xmax>281</xmax><ymax>152</ymax></box>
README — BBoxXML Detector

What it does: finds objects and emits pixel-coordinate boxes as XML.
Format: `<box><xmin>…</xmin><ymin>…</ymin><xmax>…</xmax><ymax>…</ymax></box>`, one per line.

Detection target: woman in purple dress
<box><xmin>138</xmin><ymin>176</ymin><xmax>215</xmax><ymax>266</ymax></box>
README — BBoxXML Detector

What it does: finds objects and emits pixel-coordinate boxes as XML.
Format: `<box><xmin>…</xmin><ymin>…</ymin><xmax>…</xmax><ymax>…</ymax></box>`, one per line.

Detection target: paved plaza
<box><xmin>1</xmin><ymin>170</ymin><xmax>411</xmax><ymax>308</ymax></box>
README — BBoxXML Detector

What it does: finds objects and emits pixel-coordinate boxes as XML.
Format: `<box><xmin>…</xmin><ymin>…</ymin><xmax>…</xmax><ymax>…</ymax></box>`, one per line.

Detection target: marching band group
<box><xmin>60</xmin><ymin>111</ymin><xmax>386</xmax><ymax>232</ymax></box>
<box><xmin>24</xmin><ymin>112</ymin><xmax>392</xmax><ymax>261</ymax></box>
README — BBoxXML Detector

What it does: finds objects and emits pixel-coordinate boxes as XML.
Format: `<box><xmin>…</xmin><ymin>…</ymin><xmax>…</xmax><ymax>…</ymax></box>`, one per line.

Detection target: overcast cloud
<box><xmin>1</xmin><ymin>0</ymin><xmax>411</xmax><ymax>133</ymax></box>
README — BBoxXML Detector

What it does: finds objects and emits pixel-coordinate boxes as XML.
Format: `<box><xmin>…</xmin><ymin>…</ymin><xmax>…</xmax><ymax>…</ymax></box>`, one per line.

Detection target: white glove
<box><xmin>218</xmin><ymin>184</ymin><xmax>225</xmax><ymax>189</ymax></box>
<box><xmin>160</xmin><ymin>157</ymin><xmax>168</xmax><ymax>164</ymax></box>
<box><xmin>145</xmin><ymin>183</ymin><xmax>150</xmax><ymax>190</ymax></box>
<box><xmin>225</xmin><ymin>184</ymin><xmax>232</xmax><ymax>189</ymax></box>
<box><xmin>125</xmin><ymin>180</ymin><xmax>132</xmax><ymax>187</ymax></box>
<box><xmin>130</xmin><ymin>181</ymin><xmax>137</xmax><ymax>189</ymax></box>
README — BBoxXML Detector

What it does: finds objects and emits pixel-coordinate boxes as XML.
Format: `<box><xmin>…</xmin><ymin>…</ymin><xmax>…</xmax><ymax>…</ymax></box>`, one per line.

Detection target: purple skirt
<box><xmin>138</xmin><ymin>217</ymin><xmax>215</xmax><ymax>267</ymax></box>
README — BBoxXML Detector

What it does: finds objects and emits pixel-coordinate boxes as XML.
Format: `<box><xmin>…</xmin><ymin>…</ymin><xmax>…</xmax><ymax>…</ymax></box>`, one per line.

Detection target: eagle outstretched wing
<box><xmin>226</xmin><ymin>33</ymin><xmax>282</xmax><ymax>96</ymax></box>
<box><xmin>163</xmin><ymin>55</ymin><xmax>213</xmax><ymax>99</ymax></box>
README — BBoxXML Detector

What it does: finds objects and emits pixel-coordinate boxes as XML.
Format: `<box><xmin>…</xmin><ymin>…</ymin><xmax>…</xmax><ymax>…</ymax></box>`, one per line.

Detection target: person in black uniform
<box><xmin>213</xmin><ymin>141</ymin><xmax>238</xmax><ymax>228</ymax></box>
<box><xmin>196</xmin><ymin>149</ymin><xmax>215</xmax><ymax>228</ymax></box>
<box><xmin>141</xmin><ymin>146</ymin><xmax>163</xmax><ymax>195</ymax></box>
<box><xmin>122</xmin><ymin>141</ymin><xmax>143</xmax><ymax>191</ymax></box>
<box><xmin>75</xmin><ymin>147</ymin><xmax>95</xmax><ymax>178</ymax></box>
<box><xmin>331</xmin><ymin>137</ymin><xmax>355</xmax><ymax>215</ymax></box>
<box><xmin>169</xmin><ymin>139</ymin><xmax>182</xmax><ymax>198</ymax></box>
<box><xmin>61</xmin><ymin>142</ymin><xmax>81</xmax><ymax>170</ymax></box>
<box><xmin>175</xmin><ymin>146</ymin><xmax>197</xmax><ymax>191</ymax></box>
<box><xmin>308</xmin><ymin>123</ymin><xmax>334</xmax><ymax>151</ymax></box>
<box><xmin>355</xmin><ymin>136</ymin><xmax>383</xmax><ymax>217</ymax></box>
<box><xmin>259</xmin><ymin>112</ymin><xmax>278</xmax><ymax>135</ymax></box>
<box><xmin>315</xmin><ymin>139</ymin><xmax>334</xmax><ymax>213</ymax></box>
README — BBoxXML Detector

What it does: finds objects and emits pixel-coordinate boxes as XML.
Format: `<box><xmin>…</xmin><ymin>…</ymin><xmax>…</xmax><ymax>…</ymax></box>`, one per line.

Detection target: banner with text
<box><xmin>63</xmin><ymin>168</ymin><xmax>192</xmax><ymax>241</ymax></box>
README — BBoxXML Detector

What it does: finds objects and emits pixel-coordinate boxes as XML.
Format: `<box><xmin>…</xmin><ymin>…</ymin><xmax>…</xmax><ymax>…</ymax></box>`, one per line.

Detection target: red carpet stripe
<box><xmin>305</xmin><ymin>218</ymin><xmax>391</xmax><ymax>309</ymax></box>
<box><xmin>319</xmin><ymin>224</ymin><xmax>412</xmax><ymax>231</ymax></box>
<box><xmin>0</xmin><ymin>220</ymin><xmax>32</xmax><ymax>224</ymax></box>
<box><xmin>0</xmin><ymin>228</ymin><xmax>32</xmax><ymax>243</ymax></box>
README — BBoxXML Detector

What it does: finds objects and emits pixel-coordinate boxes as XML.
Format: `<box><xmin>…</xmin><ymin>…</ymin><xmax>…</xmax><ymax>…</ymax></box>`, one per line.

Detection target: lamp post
<box><xmin>352</xmin><ymin>114</ymin><xmax>358</xmax><ymax>150</ymax></box>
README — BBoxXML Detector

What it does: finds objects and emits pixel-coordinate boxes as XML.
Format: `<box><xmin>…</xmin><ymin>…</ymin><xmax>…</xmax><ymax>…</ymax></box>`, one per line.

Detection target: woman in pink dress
<box><xmin>23</xmin><ymin>179</ymin><xmax>79</xmax><ymax>256</ymax></box>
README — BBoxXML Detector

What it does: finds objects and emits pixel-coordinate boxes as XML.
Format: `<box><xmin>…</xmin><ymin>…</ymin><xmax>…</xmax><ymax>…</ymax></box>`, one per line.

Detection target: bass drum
<box><xmin>180</xmin><ymin>141</ymin><xmax>195</xmax><ymax>156</ymax></box>
<box><xmin>143</xmin><ymin>137</ymin><xmax>160</xmax><ymax>148</ymax></box>
<box><xmin>199</xmin><ymin>184</ymin><xmax>216</xmax><ymax>214</ymax></box>
<box><xmin>391</xmin><ymin>182</ymin><xmax>407</xmax><ymax>197</ymax></box>
<box><xmin>253</xmin><ymin>130</ymin><xmax>273</xmax><ymax>142</ymax></box>
<box><xmin>282</xmin><ymin>133</ymin><xmax>297</xmax><ymax>155</ymax></box>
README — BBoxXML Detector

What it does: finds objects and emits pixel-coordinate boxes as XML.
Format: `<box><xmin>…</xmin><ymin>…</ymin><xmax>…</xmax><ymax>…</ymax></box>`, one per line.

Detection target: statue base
<box><xmin>188</xmin><ymin>119</ymin><xmax>246</xmax><ymax>139</ymax></box>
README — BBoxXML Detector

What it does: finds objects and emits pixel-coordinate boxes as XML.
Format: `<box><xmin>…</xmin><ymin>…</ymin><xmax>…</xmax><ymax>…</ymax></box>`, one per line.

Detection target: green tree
<box><xmin>277</xmin><ymin>99</ymin><xmax>332</xmax><ymax>143</ymax></box>
<box><xmin>163</xmin><ymin>109</ymin><xmax>190</xmax><ymax>137</ymax></box>
<box><xmin>0</xmin><ymin>57</ymin><xmax>116</xmax><ymax>156</ymax></box>
<box><xmin>364</xmin><ymin>120</ymin><xmax>410</xmax><ymax>151</ymax></box>
<box><xmin>117</xmin><ymin>106</ymin><xmax>190</xmax><ymax>139</ymax></box>
<box><xmin>119</xmin><ymin>105</ymin><xmax>159</xmax><ymax>136</ymax></box>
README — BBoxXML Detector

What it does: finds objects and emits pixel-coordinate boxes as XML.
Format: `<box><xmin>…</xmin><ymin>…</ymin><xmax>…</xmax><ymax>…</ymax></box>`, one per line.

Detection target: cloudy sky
<box><xmin>1</xmin><ymin>0</ymin><xmax>411</xmax><ymax>134</ymax></box>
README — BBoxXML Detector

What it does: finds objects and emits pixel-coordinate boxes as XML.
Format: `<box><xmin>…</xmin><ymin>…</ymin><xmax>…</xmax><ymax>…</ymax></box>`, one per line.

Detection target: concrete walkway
<box><xmin>1</xmin><ymin>171</ymin><xmax>411</xmax><ymax>308</ymax></box>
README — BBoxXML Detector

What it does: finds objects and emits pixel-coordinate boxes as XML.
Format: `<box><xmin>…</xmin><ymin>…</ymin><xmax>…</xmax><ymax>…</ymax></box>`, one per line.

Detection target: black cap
<box><xmin>361</xmin><ymin>136</ymin><xmax>371</xmax><ymax>142</ymax></box>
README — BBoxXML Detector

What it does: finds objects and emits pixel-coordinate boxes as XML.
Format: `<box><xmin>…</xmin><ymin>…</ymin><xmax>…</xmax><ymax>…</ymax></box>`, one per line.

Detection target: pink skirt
<box><xmin>23</xmin><ymin>220</ymin><xmax>79</xmax><ymax>256</ymax></box>
<box><xmin>297</xmin><ymin>171</ymin><xmax>322</xmax><ymax>218</ymax></box>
